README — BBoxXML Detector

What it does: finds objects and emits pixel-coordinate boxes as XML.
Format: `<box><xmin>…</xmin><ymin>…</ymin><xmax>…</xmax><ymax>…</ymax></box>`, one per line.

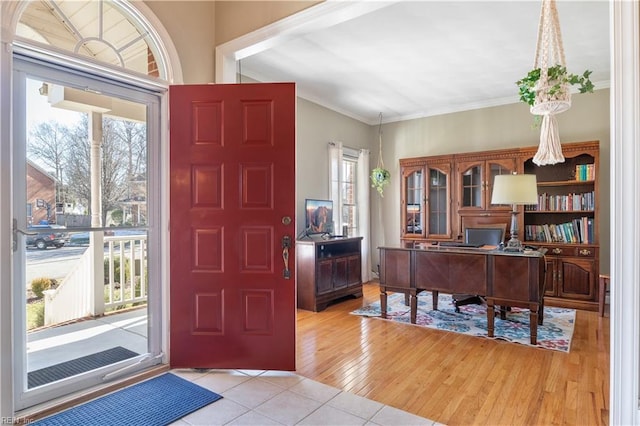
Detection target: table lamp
<box><xmin>491</xmin><ymin>174</ymin><xmax>538</xmax><ymax>252</ymax></box>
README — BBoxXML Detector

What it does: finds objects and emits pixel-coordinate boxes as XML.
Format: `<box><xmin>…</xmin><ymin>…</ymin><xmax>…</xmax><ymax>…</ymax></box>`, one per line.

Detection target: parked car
<box><xmin>68</xmin><ymin>231</ymin><xmax>90</xmax><ymax>245</ymax></box>
<box><xmin>26</xmin><ymin>224</ymin><xmax>67</xmax><ymax>249</ymax></box>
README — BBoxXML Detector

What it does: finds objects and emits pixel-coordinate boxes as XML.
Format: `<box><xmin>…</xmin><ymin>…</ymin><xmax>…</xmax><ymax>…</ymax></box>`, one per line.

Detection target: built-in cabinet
<box><xmin>296</xmin><ymin>237</ymin><xmax>362</xmax><ymax>311</ymax></box>
<box><xmin>399</xmin><ymin>141</ymin><xmax>600</xmax><ymax>311</ymax></box>
<box><xmin>401</xmin><ymin>155</ymin><xmax>452</xmax><ymax>240</ymax></box>
<box><xmin>543</xmin><ymin>253</ymin><xmax>597</xmax><ymax>309</ymax></box>
<box><xmin>522</xmin><ymin>142</ymin><xmax>599</xmax><ymax>310</ymax></box>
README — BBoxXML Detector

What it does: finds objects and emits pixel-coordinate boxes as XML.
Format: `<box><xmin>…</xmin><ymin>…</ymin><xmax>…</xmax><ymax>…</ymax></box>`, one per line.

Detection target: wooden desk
<box><xmin>378</xmin><ymin>246</ymin><xmax>546</xmax><ymax>344</ymax></box>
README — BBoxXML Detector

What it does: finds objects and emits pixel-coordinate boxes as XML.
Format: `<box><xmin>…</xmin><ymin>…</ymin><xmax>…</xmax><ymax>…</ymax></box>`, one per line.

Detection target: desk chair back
<box><xmin>464</xmin><ymin>227</ymin><xmax>505</xmax><ymax>246</ymax></box>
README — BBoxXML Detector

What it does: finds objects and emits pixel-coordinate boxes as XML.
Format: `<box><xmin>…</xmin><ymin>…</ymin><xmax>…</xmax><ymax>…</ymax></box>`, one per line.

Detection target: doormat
<box><xmin>33</xmin><ymin>373</ymin><xmax>223</xmax><ymax>426</ymax></box>
<box><xmin>351</xmin><ymin>291</ymin><xmax>575</xmax><ymax>352</ymax></box>
<box><xmin>29</xmin><ymin>346</ymin><xmax>139</xmax><ymax>388</ymax></box>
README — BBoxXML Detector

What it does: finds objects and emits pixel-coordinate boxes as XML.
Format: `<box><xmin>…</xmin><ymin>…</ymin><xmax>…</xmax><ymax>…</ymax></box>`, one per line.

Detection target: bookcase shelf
<box><xmin>537</xmin><ymin>180</ymin><xmax>595</xmax><ymax>187</ymax></box>
<box><xmin>527</xmin><ymin>210</ymin><xmax>595</xmax><ymax>214</ymax></box>
<box><xmin>522</xmin><ymin>141</ymin><xmax>599</xmax><ymax>310</ymax></box>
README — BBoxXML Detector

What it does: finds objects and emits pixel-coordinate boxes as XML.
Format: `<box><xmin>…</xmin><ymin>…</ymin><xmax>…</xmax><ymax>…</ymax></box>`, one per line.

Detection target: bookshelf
<box><xmin>522</xmin><ymin>141</ymin><xmax>599</xmax><ymax>311</ymax></box>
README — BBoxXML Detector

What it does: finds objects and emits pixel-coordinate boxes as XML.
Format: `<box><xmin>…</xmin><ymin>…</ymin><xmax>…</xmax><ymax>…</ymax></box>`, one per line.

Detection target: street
<box><xmin>26</xmin><ymin>245</ymin><xmax>88</xmax><ymax>285</ymax></box>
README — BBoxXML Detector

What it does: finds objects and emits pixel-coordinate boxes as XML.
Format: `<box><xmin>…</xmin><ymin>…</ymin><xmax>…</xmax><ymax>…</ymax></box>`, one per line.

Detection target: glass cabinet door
<box><xmin>457</xmin><ymin>158</ymin><xmax>516</xmax><ymax>210</ymax></box>
<box><xmin>426</xmin><ymin>164</ymin><xmax>451</xmax><ymax>238</ymax></box>
<box><xmin>402</xmin><ymin>167</ymin><xmax>424</xmax><ymax>236</ymax></box>
<box><xmin>457</xmin><ymin>160</ymin><xmax>483</xmax><ymax>210</ymax></box>
<box><xmin>486</xmin><ymin>159</ymin><xmax>516</xmax><ymax>210</ymax></box>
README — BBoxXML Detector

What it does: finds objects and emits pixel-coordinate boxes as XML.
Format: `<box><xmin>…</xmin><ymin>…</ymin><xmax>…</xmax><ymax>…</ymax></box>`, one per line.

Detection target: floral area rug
<box><xmin>351</xmin><ymin>291</ymin><xmax>575</xmax><ymax>352</ymax></box>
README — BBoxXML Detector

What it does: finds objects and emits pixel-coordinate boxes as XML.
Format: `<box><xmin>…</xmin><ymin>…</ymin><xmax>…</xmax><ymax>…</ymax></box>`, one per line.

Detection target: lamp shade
<box><xmin>491</xmin><ymin>174</ymin><xmax>538</xmax><ymax>205</ymax></box>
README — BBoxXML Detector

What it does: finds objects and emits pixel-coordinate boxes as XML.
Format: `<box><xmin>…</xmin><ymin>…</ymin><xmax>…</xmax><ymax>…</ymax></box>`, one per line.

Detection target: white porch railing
<box><xmin>43</xmin><ymin>234</ymin><xmax>148</xmax><ymax>326</ymax></box>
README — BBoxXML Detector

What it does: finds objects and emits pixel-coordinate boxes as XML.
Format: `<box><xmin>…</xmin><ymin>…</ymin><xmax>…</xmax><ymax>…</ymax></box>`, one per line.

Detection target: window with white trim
<box><xmin>341</xmin><ymin>151</ymin><xmax>358</xmax><ymax>237</ymax></box>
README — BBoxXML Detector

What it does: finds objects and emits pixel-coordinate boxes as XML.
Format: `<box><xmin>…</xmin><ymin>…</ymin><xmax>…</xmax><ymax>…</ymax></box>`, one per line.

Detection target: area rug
<box><xmin>28</xmin><ymin>346</ymin><xmax>139</xmax><ymax>388</ymax></box>
<box><xmin>351</xmin><ymin>291</ymin><xmax>575</xmax><ymax>352</ymax></box>
<box><xmin>33</xmin><ymin>373</ymin><xmax>223</xmax><ymax>426</ymax></box>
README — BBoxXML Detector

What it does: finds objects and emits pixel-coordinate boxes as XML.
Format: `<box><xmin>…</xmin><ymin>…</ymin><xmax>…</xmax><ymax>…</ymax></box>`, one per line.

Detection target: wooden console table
<box><xmin>378</xmin><ymin>246</ymin><xmax>546</xmax><ymax>344</ymax></box>
<box><xmin>296</xmin><ymin>237</ymin><xmax>363</xmax><ymax>311</ymax></box>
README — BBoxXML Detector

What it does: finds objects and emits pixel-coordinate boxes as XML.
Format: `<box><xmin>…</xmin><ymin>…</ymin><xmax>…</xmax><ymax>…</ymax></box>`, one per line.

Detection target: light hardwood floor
<box><xmin>295</xmin><ymin>282</ymin><xmax>610</xmax><ymax>426</ymax></box>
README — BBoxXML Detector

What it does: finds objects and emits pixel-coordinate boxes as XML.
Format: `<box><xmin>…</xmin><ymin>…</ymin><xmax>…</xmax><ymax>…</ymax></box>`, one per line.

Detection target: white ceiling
<box><xmin>238</xmin><ymin>1</ymin><xmax>610</xmax><ymax>125</ymax></box>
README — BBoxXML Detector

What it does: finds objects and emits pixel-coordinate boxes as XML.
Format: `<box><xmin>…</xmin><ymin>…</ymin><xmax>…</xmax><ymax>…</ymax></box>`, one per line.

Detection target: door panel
<box><xmin>559</xmin><ymin>258</ymin><xmax>595</xmax><ymax>299</ymax></box>
<box><xmin>347</xmin><ymin>255</ymin><xmax>361</xmax><ymax>286</ymax></box>
<box><xmin>317</xmin><ymin>260</ymin><xmax>334</xmax><ymax>294</ymax></box>
<box><xmin>169</xmin><ymin>83</ymin><xmax>296</xmax><ymax>370</ymax></box>
<box><xmin>333</xmin><ymin>258</ymin><xmax>348</xmax><ymax>289</ymax></box>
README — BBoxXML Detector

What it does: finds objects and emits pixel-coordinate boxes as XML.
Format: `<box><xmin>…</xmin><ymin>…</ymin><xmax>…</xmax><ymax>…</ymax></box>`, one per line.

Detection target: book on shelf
<box><xmin>527</xmin><ymin>190</ymin><xmax>595</xmax><ymax>211</ymax></box>
<box><xmin>575</xmin><ymin>164</ymin><xmax>595</xmax><ymax>181</ymax></box>
<box><xmin>525</xmin><ymin>217</ymin><xmax>594</xmax><ymax>244</ymax></box>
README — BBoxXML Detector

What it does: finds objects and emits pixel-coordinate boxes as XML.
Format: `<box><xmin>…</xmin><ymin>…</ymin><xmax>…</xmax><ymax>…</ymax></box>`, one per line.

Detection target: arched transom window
<box><xmin>16</xmin><ymin>0</ymin><xmax>166</xmax><ymax>78</ymax></box>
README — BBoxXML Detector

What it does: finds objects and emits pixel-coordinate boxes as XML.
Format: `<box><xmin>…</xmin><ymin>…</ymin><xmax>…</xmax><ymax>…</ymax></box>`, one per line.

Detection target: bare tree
<box><xmin>64</xmin><ymin>116</ymin><xmax>91</xmax><ymax>211</ymax></box>
<box><xmin>113</xmin><ymin>119</ymin><xmax>147</xmax><ymax>178</ymax></box>
<box><xmin>100</xmin><ymin>118</ymin><xmax>129</xmax><ymax>225</ymax></box>
<box><xmin>27</xmin><ymin>121</ymin><xmax>72</xmax><ymax>203</ymax></box>
<box><xmin>111</xmin><ymin>119</ymin><xmax>147</xmax><ymax>225</ymax></box>
<box><xmin>32</xmin><ymin>115</ymin><xmax>147</xmax><ymax>227</ymax></box>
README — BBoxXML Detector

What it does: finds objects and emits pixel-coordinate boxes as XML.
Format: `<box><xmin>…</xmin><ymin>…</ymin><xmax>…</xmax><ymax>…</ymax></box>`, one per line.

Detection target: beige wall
<box><xmin>296</xmin><ymin>98</ymin><xmax>372</xmax><ymax>237</ymax></box>
<box><xmin>144</xmin><ymin>1</ymin><xmax>216</xmax><ymax>83</ymax></box>
<box><xmin>214</xmin><ymin>1</ymin><xmax>320</xmax><ymax>45</ymax></box>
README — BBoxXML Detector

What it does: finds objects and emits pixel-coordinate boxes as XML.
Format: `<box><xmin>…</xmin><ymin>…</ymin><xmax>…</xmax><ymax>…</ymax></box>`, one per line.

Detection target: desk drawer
<box><xmin>539</xmin><ymin>245</ymin><xmax>597</xmax><ymax>258</ymax></box>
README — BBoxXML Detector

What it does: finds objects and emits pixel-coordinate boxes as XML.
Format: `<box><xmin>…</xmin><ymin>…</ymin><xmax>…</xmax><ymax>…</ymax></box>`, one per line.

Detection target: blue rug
<box><xmin>34</xmin><ymin>373</ymin><xmax>223</xmax><ymax>425</ymax></box>
<box><xmin>351</xmin><ymin>291</ymin><xmax>575</xmax><ymax>352</ymax></box>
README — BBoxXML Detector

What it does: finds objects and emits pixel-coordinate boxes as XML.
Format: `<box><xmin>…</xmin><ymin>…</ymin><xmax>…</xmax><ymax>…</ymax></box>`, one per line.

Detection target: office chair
<box><xmin>452</xmin><ymin>226</ymin><xmax>505</xmax><ymax>312</ymax></box>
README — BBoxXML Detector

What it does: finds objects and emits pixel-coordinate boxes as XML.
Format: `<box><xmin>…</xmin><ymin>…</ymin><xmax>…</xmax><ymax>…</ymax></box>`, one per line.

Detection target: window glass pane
<box><xmin>341</xmin><ymin>157</ymin><xmax>357</xmax><ymax>235</ymax></box>
<box><xmin>18</xmin><ymin>0</ymin><xmax>164</xmax><ymax>78</ymax></box>
<box><xmin>26</xmin><ymin>78</ymin><xmax>148</xmax><ymax>228</ymax></box>
<box><xmin>405</xmin><ymin>170</ymin><xmax>423</xmax><ymax>234</ymax></box>
<box><xmin>428</xmin><ymin>169</ymin><xmax>447</xmax><ymax>234</ymax></box>
<box><xmin>342</xmin><ymin>205</ymin><xmax>357</xmax><ymax>235</ymax></box>
<box><xmin>462</xmin><ymin>166</ymin><xmax>481</xmax><ymax>207</ymax></box>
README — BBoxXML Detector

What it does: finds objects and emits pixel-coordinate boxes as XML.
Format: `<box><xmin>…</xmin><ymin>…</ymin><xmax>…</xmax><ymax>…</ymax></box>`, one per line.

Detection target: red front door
<box><xmin>169</xmin><ymin>83</ymin><xmax>296</xmax><ymax>370</ymax></box>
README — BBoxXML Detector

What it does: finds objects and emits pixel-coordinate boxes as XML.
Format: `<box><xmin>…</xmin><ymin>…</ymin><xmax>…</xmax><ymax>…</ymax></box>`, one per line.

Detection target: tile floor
<box><xmin>169</xmin><ymin>369</ymin><xmax>442</xmax><ymax>426</ymax></box>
